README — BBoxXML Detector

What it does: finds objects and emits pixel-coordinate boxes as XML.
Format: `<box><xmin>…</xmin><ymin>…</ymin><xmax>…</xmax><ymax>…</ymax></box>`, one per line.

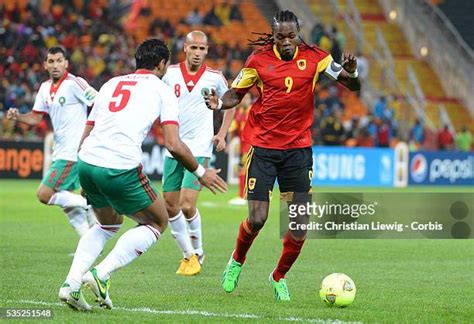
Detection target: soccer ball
<box><xmin>319</xmin><ymin>273</ymin><xmax>356</xmax><ymax>307</ymax></box>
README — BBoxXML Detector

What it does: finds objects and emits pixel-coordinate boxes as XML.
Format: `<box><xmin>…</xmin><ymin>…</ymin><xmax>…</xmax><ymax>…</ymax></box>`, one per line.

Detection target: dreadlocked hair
<box><xmin>248</xmin><ymin>10</ymin><xmax>315</xmax><ymax>51</ymax></box>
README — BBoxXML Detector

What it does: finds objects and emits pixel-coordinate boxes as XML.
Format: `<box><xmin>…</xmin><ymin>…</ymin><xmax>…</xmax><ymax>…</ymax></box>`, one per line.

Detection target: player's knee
<box><xmin>181</xmin><ymin>205</ymin><xmax>196</xmax><ymax>218</ymax></box>
<box><xmin>164</xmin><ymin>199</ymin><xmax>180</xmax><ymax>218</ymax></box>
<box><xmin>36</xmin><ymin>187</ymin><xmax>52</xmax><ymax>204</ymax></box>
<box><xmin>248</xmin><ymin>212</ymin><xmax>267</xmax><ymax>231</ymax></box>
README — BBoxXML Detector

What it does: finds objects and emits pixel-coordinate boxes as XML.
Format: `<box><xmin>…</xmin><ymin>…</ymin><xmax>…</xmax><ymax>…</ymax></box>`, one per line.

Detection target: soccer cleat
<box><xmin>222</xmin><ymin>255</ymin><xmax>242</xmax><ymax>293</ymax></box>
<box><xmin>269</xmin><ymin>272</ymin><xmax>291</xmax><ymax>301</ymax></box>
<box><xmin>82</xmin><ymin>268</ymin><xmax>113</xmax><ymax>309</ymax></box>
<box><xmin>198</xmin><ymin>253</ymin><xmax>206</xmax><ymax>266</ymax></box>
<box><xmin>58</xmin><ymin>282</ymin><xmax>91</xmax><ymax>311</ymax></box>
<box><xmin>176</xmin><ymin>254</ymin><xmax>201</xmax><ymax>276</ymax></box>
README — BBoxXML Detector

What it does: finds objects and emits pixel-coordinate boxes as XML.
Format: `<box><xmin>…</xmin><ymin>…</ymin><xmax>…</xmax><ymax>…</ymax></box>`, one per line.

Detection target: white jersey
<box><xmin>79</xmin><ymin>70</ymin><xmax>179</xmax><ymax>169</ymax></box>
<box><xmin>32</xmin><ymin>72</ymin><xmax>96</xmax><ymax>161</ymax></box>
<box><xmin>162</xmin><ymin>63</ymin><xmax>228</xmax><ymax>158</ymax></box>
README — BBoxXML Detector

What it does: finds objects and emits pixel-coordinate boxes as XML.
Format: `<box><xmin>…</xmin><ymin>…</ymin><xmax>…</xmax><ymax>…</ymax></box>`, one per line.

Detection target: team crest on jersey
<box><xmin>58</xmin><ymin>96</ymin><xmax>66</xmax><ymax>106</ymax></box>
<box><xmin>248</xmin><ymin>178</ymin><xmax>256</xmax><ymax>190</ymax></box>
<box><xmin>201</xmin><ymin>87</ymin><xmax>210</xmax><ymax>96</ymax></box>
<box><xmin>297</xmin><ymin>59</ymin><xmax>307</xmax><ymax>70</ymax></box>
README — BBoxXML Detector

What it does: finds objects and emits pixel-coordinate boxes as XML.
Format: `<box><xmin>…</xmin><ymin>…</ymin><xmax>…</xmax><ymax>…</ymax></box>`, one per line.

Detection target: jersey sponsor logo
<box><xmin>410</xmin><ymin>154</ymin><xmax>428</xmax><ymax>183</ymax></box>
<box><xmin>187</xmin><ymin>80</ymin><xmax>195</xmax><ymax>87</ymax></box>
<box><xmin>248</xmin><ymin>177</ymin><xmax>256</xmax><ymax>190</ymax></box>
<box><xmin>297</xmin><ymin>59</ymin><xmax>307</xmax><ymax>70</ymax></box>
<box><xmin>58</xmin><ymin>96</ymin><xmax>66</xmax><ymax>106</ymax></box>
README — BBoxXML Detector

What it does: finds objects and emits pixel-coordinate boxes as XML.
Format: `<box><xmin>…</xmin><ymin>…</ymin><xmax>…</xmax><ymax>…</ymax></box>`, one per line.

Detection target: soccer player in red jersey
<box><xmin>204</xmin><ymin>10</ymin><xmax>360</xmax><ymax>301</ymax></box>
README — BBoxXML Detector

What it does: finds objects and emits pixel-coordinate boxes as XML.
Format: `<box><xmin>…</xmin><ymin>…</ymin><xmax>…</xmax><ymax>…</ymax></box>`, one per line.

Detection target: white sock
<box><xmin>64</xmin><ymin>207</ymin><xmax>89</xmax><ymax>236</ymax></box>
<box><xmin>65</xmin><ymin>223</ymin><xmax>121</xmax><ymax>290</ymax></box>
<box><xmin>95</xmin><ymin>225</ymin><xmax>160</xmax><ymax>281</ymax></box>
<box><xmin>186</xmin><ymin>209</ymin><xmax>203</xmax><ymax>256</ymax></box>
<box><xmin>48</xmin><ymin>191</ymin><xmax>87</xmax><ymax>208</ymax></box>
<box><xmin>169</xmin><ymin>211</ymin><xmax>194</xmax><ymax>259</ymax></box>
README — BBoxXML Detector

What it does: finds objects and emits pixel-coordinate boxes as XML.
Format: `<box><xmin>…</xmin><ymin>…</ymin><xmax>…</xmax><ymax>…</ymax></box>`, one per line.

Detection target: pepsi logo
<box><xmin>410</xmin><ymin>154</ymin><xmax>428</xmax><ymax>183</ymax></box>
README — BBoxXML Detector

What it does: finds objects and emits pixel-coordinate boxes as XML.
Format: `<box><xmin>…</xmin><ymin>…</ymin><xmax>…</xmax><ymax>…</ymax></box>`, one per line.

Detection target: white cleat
<box><xmin>83</xmin><ymin>268</ymin><xmax>113</xmax><ymax>309</ymax></box>
<box><xmin>58</xmin><ymin>283</ymin><xmax>91</xmax><ymax>311</ymax></box>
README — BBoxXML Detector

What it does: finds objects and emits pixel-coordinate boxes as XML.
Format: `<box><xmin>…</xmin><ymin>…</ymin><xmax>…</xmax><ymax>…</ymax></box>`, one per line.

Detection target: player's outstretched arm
<box><xmin>335</xmin><ymin>52</ymin><xmax>361</xmax><ymax>91</ymax></box>
<box><xmin>163</xmin><ymin>123</ymin><xmax>228</xmax><ymax>194</ymax></box>
<box><xmin>203</xmin><ymin>88</ymin><xmax>245</xmax><ymax>111</ymax></box>
<box><xmin>6</xmin><ymin>108</ymin><xmax>44</xmax><ymax>126</ymax></box>
<box><xmin>213</xmin><ymin>107</ymin><xmax>236</xmax><ymax>152</ymax></box>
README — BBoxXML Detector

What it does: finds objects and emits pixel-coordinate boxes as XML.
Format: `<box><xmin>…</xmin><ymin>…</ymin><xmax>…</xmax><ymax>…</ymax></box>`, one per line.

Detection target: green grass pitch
<box><xmin>1</xmin><ymin>180</ymin><xmax>473</xmax><ymax>323</ymax></box>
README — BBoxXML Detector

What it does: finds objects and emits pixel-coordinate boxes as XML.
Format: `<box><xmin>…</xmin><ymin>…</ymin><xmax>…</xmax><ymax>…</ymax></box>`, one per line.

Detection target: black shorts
<box><xmin>244</xmin><ymin>146</ymin><xmax>313</xmax><ymax>202</ymax></box>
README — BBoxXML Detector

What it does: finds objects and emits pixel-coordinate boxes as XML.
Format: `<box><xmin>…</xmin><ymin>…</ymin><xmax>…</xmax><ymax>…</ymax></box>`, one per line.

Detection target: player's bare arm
<box><xmin>204</xmin><ymin>88</ymin><xmax>245</xmax><ymax>111</ymax></box>
<box><xmin>212</xmin><ymin>107</ymin><xmax>236</xmax><ymax>152</ymax></box>
<box><xmin>333</xmin><ymin>52</ymin><xmax>361</xmax><ymax>91</ymax></box>
<box><xmin>79</xmin><ymin>124</ymin><xmax>94</xmax><ymax>150</ymax></box>
<box><xmin>162</xmin><ymin>123</ymin><xmax>227</xmax><ymax>194</ymax></box>
<box><xmin>6</xmin><ymin>108</ymin><xmax>44</xmax><ymax>126</ymax></box>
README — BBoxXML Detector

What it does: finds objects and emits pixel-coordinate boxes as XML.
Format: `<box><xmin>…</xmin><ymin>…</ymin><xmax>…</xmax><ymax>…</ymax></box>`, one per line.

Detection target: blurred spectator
<box><xmin>409</xmin><ymin>119</ymin><xmax>425</xmax><ymax>149</ymax></box>
<box><xmin>455</xmin><ymin>126</ymin><xmax>472</xmax><ymax>151</ymax></box>
<box><xmin>321</xmin><ymin>111</ymin><xmax>344</xmax><ymax>145</ymax></box>
<box><xmin>356</xmin><ymin>127</ymin><xmax>375</xmax><ymax>147</ymax></box>
<box><xmin>230</xmin><ymin>1</ymin><xmax>243</xmax><ymax>21</ymax></box>
<box><xmin>322</xmin><ymin>85</ymin><xmax>344</xmax><ymax>116</ymax></box>
<box><xmin>437</xmin><ymin>125</ymin><xmax>454</xmax><ymax>150</ymax></box>
<box><xmin>373</xmin><ymin>96</ymin><xmax>387</xmax><ymax>119</ymax></box>
<box><xmin>356</xmin><ymin>51</ymin><xmax>369</xmax><ymax>82</ymax></box>
<box><xmin>215</xmin><ymin>2</ymin><xmax>231</xmax><ymax>25</ymax></box>
<box><xmin>311</xmin><ymin>23</ymin><xmax>325</xmax><ymax>45</ymax></box>
<box><xmin>376</xmin><ymin>119</ymin><xmax>391</xmax><ymax>147</ymax></box>
<box><xmin>203</xmin><ymin>5</ymin><xmax>223</xmax><ymax>26</ymax></box>
<box><xmin>185</xmin><ymin>8</ymin><xmax>203</xmax><ymax>26</ymax></box>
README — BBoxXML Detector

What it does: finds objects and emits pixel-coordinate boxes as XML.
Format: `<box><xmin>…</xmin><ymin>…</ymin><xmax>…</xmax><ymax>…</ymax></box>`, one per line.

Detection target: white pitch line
<box><xmin>3</xmin><ymin>299</ymin><xmax>361</xmax><ymax>324</ymax></box>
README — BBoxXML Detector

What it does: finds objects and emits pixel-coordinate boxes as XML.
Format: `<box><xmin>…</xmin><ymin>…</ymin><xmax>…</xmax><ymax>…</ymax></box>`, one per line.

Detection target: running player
<box><xmin>204</xmin><ymin>10</ymin><xmax>360</xmax><ymax>301</ymax></box>
<box><xmin>6</xmin><ymin>46</ymin><xmax>97</xmax><ymax>236</ymax></box>
<box><xmin>58</xmin><ymin>39</ymin><xmax>227</xmax><ymax>311</ymax></box>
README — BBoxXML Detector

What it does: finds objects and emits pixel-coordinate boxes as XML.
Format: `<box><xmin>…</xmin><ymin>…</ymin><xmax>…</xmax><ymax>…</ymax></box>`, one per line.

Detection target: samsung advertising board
<box><xmin>312</xmin><ymin>146</ymin><xmax>396</xmax><ymax>187</ymax></box>
<box><xmin>409</xmin><ymin>151</ymin><xmax>474</xmax><ymax>186</ymax></box>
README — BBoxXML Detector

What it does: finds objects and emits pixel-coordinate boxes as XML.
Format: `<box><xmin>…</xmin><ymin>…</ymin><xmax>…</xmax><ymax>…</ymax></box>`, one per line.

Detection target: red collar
<box><xmin>179</xmin><ymin>62</ymin><xmax>207</xmax><ymax>92</ymax></box>
<box><xmin>135</xmin><ymin>69</ymin><xmax>154</xmax><ymax>75</ymax></box>
<box><xmin>50</xmin><ymin>71</ymin><xmax>69</xmax><ymax>100</ymax></box>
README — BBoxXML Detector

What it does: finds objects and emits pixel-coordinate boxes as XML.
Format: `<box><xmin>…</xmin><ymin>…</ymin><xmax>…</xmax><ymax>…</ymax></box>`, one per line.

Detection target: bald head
<box><xmin>185</xmin><ymin>30</ymin><xmax>208</xmax><ymax>45</ymax></box>
<box><xmin>184</xmin><ymin>30</ymin><xmax>209</xmax><ymax>71</ymax></box>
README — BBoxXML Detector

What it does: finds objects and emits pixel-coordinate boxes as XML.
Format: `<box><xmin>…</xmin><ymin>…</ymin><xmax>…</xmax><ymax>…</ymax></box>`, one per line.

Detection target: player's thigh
<box><xmin>42</xmin><ymin>159</ymin><xmax>80</xmax><ymax>192</ymax></box>
<box><xmin>277</xmin><ymin>147</ymin><xmax>313</xmax><ymax>194</ymax></box>
<box><xmin>245</xmin><ymin>147</ymin><xmax>278</xmax><ymax>202</ymax></box>
<box><xmin>162</xmin><ymin>157</ymin><xmax>185</xmax><ymax>192</ymax></box>
<box><xmin>131</xmin><ymin>193</ymin><xmax>168</xmax><ymax>233</ymax></box>
<box><xmin>93</xmin><ymin>206</ymin><xmax>124</xmax><ymax>226</ymax></box>
<box><xmin>77</xmin><ymin>159</ymin><xmax>111</xmax><ymax>210</ymax></box>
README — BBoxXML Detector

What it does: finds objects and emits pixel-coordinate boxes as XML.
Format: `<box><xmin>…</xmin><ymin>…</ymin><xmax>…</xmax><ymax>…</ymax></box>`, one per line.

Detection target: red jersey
<box><xmin>232</xmin><ymin>44</ymin><xmax>333</xmax><ymax>149</ymax></box>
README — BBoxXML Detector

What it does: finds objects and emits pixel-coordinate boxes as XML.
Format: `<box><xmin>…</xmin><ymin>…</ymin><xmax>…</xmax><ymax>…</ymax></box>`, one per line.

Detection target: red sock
<box><xmin>232</xmin><ymin>219</ymin><xmax>259</xmax><ymax>264</ymax></box>
<box><xmin>273</xmin><ymin>232</ymin><xmax>306</xmax><ymax>282</ymax></box>
<box><xmin>239</xmin><ymin>171</ymin><xmax>245</xmax><ymax>198</ymax></box>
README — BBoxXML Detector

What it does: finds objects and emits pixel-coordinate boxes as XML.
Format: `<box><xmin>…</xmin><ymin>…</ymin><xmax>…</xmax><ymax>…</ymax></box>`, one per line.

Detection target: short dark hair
<box><xmin>135</xmin><ymin>39</ymin><xmax>170</xmax><ymax>70</ymax></box>
<box><xmin>45</xmin><ymin>46</ymin><xmax>67</xmax><ymax>61</ymax></box>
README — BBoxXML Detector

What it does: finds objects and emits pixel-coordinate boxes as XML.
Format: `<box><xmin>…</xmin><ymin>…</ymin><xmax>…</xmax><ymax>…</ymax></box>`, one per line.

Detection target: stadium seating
<box><xmin>307</xmin><ymin>0</ymin><xmax>473</xmax><ymax>132</ymax></box>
